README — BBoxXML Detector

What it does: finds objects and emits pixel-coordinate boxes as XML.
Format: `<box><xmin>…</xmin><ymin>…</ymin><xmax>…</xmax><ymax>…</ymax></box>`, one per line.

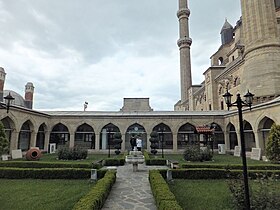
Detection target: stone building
<box><xmin>1</xmin><ymin>0</ymin><xmax>280</xmax><ymax>156</ymax></box>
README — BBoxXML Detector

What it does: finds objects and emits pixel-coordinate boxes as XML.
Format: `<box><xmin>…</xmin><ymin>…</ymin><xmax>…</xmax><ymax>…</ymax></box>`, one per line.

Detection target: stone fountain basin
<box><xmin>125</xmin><ymin>155</ymin><xmax>145</xmax><ymax>164</ymax></box>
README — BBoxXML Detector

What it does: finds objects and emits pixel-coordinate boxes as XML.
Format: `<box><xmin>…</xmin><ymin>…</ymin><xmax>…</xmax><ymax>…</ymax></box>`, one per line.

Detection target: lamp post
<box><xmin>3</xmin><ymin>92</ymin><xmax>15</xmax><ymax>113</ymax></box>
<box><xmin>158</xmin><ymin>127</ymin><xmax>166</xmax><ymax>158</ymax></box>
<box><xmin>210</xmin><ymin>123</ymin><xmax>217</xmax><ymax>154</ymax></box>
<box><xmin>223</xmin><ymin>90</ymin><xmax>254</xmax><ymax>210</ymax></box>
<box><xmin>107</xmin><ymin>127</ymin><xmax>113</xmax><ymax>158</ymax></box>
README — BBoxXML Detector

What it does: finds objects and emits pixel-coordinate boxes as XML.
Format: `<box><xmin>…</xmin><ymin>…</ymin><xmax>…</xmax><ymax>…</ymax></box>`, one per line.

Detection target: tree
<box><xmin>149</xmin><ymin>131</ymin><xmax>159</xmax><ymax>155</ymax></box>
<box><xmin>266</xmin><ymin>123</ymin><xmax>280</xmax><ymax>162</ymax></box>
<box><xmin>113</xmin><ymin>132</ymin><xmax>122</xmax><ymax>155</ymax></box>
<box><xmin>0</xmin><ymin>122</ymin><xmax>9</xmax><ymax>155</ymax></box>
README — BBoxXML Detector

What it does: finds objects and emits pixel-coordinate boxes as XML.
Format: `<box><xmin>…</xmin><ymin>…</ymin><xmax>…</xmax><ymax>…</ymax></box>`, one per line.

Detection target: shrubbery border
<box><xmin>149</xmin><ymin>170</ymin><xmax>182</xmax><ymax>210</ymax></box>
<box><xmin>144</xmin><ymin>151</ymin><xmax>166</xmax><ymax>166</ymax></box>
<box><xmin>73</xmin><ymin>170</ymin><xmax>116</xmax><ymax>210</ymax></box>
<box><xmin>181</xmin><ymin>163</ymin><xmax>280</xmax><ymax>170</ymax></box>
<box><xmin>0</xmin><ymin>167</ymin><xmax>107</xmax><ymax>179</ymax></box>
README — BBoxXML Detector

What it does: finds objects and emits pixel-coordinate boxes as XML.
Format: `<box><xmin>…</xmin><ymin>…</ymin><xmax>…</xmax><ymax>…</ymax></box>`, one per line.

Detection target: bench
<box><xmin>167</xmin><ymin>159</ymin><xmax>180</xmax><ymax>169</ymax></box>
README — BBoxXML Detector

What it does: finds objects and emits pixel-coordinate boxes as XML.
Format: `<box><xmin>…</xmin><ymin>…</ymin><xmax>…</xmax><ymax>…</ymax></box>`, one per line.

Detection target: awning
<box><xmin>196</xmin><ymin>126</ymin><xmax>214</xmax><ymax>134</ymax></box>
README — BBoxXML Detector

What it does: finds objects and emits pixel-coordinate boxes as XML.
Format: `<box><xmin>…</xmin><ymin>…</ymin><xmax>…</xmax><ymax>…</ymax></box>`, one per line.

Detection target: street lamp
<box><xmin>210</xmin><ymin>122</ymin><xmax>217</xmax><ymax>154</ymax></box>
<box><xmin>4</xmin><ymin>92</ymin><xmax>15</xmax><ymax>113</ymax></box>
<box><xmin>107</xmin><ymin>127</ymin><xmax>113</xmax><ymax>158</ymax></box>
<box><xmin>223</xmin><ymin>89</ymin><xmax>254</xmax><ymax>210</ymax></box>
<box><xmin>158</xmin><ymin>127</ymin><xmax>166</xmax><ymax>158</ymax></box>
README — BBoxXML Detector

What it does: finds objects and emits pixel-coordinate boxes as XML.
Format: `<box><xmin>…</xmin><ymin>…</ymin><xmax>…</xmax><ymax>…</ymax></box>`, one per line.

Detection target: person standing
<box><xmin>130</xmin><ymin>134</ymin><xmax>136</xmax><ymax>151</ymax></box>
<box><xmin>136</xmin><ymin>136</ymin><xmax>142</xmax><ymax>151</ymax></box>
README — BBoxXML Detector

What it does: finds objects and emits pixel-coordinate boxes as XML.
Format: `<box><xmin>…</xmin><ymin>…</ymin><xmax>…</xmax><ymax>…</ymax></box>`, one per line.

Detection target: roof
<box><xmin>4</xmin><ymin>90</ymin><xmax>25</xmax><ymax>107</ymax></box>
<box><xmin>220</xmin><ymin>19</ymin><xmax>233</xmax><ymax>33</ymax></box>
<box><xmin>196</xmin><ymin>126</ymin><xmax>214</xmax><ymax>134</ymax></box>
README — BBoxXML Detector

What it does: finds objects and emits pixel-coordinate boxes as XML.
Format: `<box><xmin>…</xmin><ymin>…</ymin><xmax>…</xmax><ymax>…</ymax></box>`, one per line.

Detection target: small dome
<box><xmin>220</xmin><ymin>19</ymin><xmax>233</xmax><ymax>34</ymax></box>
<box><xmin>3</xmin><ymin>90</ymin><xmax>26</xmax><ymax>107</ymax></box>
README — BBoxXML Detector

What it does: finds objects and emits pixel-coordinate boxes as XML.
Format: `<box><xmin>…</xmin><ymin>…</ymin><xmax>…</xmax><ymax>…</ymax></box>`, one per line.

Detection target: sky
<box><xmin>0</xmin><ymin>0</ymin><xmax>241</xmax><ymax>111</ymax></box>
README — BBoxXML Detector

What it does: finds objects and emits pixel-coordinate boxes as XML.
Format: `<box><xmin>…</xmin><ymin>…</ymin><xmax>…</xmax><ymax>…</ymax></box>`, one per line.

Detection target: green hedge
<box><xmin>144</xmin><ymin>151</ymin><xmax>166</xmax><ymax>166</ymax></box>
<box><xmin>73</xmin><ymin>170</ymin><xmax>117</xmax><ymax>210</ymax></box>
<box><xmin>160</xmin><ymin>168</ymin><xmax>280</xmax><ymax>179</ymax></box>
<box><xmin>181</xmin><ymin>163</ymin><xmax>280</xmax><ymax>170</ymax></box>
<box><xmin>102</xmin><ymin>158</ymin><xmax>125</xmax><ymax>166</ymax></box>
<box><xmin>149</xmin><ymin>170</ymin><xmax>182</xmax><ymax>210</ymax></box>
<box><xmin>0</xmin><ymin>167</ymin><xmax>107</xmax><ymax>179</ymax></box>
<box><xmin>0</xmin><ymin>161</ymin><xmax>102</xmax><ymax>169</ymax></box>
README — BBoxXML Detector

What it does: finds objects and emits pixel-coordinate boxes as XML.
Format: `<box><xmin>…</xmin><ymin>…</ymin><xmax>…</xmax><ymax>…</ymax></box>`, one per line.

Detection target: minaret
<box><xmin>0</xmin><ymin>67</ymin><xmax>6</xmax><ymax>102</ymax></box>
<box><xmin>241</xmin><ymin>0</ymin><xmax>280</xmax><ymax>97</ymax></box>
<box><xmin>25</xmin><ymin>82</ymin><xmax>34</xmax><ymax>109</ymax></box>
<box><xmin>177</xmin><ymin>0</ymin><xmax>192</xmax><ymax>104</ymax></box>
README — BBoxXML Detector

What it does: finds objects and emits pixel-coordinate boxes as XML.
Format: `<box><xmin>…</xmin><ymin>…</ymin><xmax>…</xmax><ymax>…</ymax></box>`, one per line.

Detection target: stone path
<box><xmin>102</xmin><ymin>164</ymin><xmax>168</xmax><ymax>210</ymax></box>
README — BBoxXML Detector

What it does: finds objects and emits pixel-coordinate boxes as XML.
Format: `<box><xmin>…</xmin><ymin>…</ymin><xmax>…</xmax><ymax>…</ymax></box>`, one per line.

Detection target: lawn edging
<box><xmin>72</xmin><ymin>170</ymin><xmax>116</xmax><ymax>210</ymax></box>
<box><xmin>149</xmin><ymin>170</ymin><xmax>182</xmax><ymax>210</ymax></box>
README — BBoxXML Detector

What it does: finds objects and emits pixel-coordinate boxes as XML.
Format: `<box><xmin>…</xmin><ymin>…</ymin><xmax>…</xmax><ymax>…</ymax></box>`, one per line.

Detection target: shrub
<box><xmin>73</xmin><ymin>170</ymin><xmax>116</xmax><ymax>210</ymax></box>
<box><xmin>149</xmin><ymin>170</ymin><xmax>182</xmax><ymax>210</ymax></box>
<box><xmin>113</xmin><ymin>132</ymin><xmax>122</xmax><ymax>155</ymax></box>
<box><xmin>149</xmin><ymin>131</ymin><xmax>159</xmax><ymax>155</ymax></box>
<box><xmin>183</xmin><ymin>145</ymin><xmax>213</xmax><ymax>161</ymax></box>
<box><xmin>228</xmin><ymin>174</ymin><xmax>280</xmax><ymax>210</ymax></box>
<box><xmin>266</xmin><ymin>123</ymin><xmax>280</xmax><ymax>162</ymax></box>
<box><xmin>144</xmin><ymin>151</ymin><xmax>166</xmax><ymax>165</ymax></box>
<box><xmin>58</xmin><ymin>147</ymin><xmax>87</xmax><ymax>160</ymax></box>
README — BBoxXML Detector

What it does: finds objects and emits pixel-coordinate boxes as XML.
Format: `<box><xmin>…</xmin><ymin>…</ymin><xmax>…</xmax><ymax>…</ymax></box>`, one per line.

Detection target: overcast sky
<box><xmin>0</xmin><ymin>0</ymin><xmax>241</xmax><ymax>111</ymax></box>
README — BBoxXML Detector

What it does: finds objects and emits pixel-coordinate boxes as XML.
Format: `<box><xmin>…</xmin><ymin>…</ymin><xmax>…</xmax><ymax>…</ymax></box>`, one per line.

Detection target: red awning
<box><xmin>196</xmin><ymin>126</ymin><xmax>214</xmax><ymax>134</ymax></box>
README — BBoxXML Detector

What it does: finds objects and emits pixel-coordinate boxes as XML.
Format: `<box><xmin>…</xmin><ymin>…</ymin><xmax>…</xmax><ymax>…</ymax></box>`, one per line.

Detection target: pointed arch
<box><xmin>243</xmin><ymin>120</ymin><xmax>255</xmax><ymax>151</ymax></box>
<box><xmin>258</xmin><ymin>117</ymin><xmax>275</xmax><ymax>151</ymax></box>
<box><xmin>125</xmin><ymin>123</ymin><xmax>147</xmax><ymax>150</ymax></box>
<box><xmin>227</xmin><ymin>123</ymin><xmax>238</xmax><ymax>150</ymax></box>
<box><xmin>99</xmin><ymin>123</ymin><xmax>120</xmax><ymax>150</ymax></box>
<box><xmin>50</xmin><ymin>123</ymin><xmax>70</xmax><ymax>149</ymax></box>
<box><xmin>177</xmin><ymin>123</ymin><xmax>198</xmax><ymax>149</ymax></box>
<box><xmin>211</xmin><ymin>123</ymin><xmax>225</xmax><ymax>149</ymax></box>
<box><xmin>36</xmin><ymin>123</ymin><xmax>47</xmax><ymax>150</ymax></box>
<box><xmin>152</xmin><ymin>123</ymin><xmax>173</xmax><ymax>149</ymax></box>
<box><xmin>75</xmin><ymin>123</ymin><xmax>95</xmax><ymax>149</ymax></box>
<box><xmin>18</xmin><ymin>120</ymin><xmax>34</xmax><ymax>151</ymax></box>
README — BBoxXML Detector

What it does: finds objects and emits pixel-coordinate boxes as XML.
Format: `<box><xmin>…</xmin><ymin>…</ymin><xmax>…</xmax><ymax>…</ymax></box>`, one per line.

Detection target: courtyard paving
<box><xmin>102</xmin><ymin>163</ymin><xmax>168</xmax><ymax>210</ymax></box>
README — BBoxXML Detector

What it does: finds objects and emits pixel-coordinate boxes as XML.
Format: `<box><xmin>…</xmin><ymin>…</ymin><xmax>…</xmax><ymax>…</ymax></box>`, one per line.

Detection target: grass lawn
<box><xmin>0</xmin><ymin>179</ymin><xmax>95</xmax><ymax>210</ymax></box>
<box><xmin>162</xmin><ymin>154</ymin><xmax>271</xmax><ymax>165</ymax></box>
<box><xmin>169</xmin><ymin>179</ymin><xmax>233</xmax><ymax>210</ymax></box>
<box><xmin>169</xmin><ymin>179</ymin><xmax>280</xmax><ymax>210</ymax></box>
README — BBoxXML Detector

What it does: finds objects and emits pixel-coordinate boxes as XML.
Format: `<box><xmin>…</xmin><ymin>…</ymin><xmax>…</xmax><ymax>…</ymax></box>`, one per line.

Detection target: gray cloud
<box><xmin>0</xmin><ymin>0</ymin><xmax>240</xmax><ymax>111</ymax></box>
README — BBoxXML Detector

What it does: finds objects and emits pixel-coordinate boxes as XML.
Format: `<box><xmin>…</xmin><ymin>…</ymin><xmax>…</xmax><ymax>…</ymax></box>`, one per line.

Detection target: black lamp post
<box><xmin>107</xmin><ymin>128</ymin><xmax>113</xmax><ymax>158</ymax></box>
<box><xmin>223</xmin><ymin>89</ymin><xmax>254</xmax><ymax>210</ymax></box>
<box><xmin>4</xmin><ymin>92</ymin><xmax>15</xmax><ymax>113</ymax></box>
<box><xmin>210</xmin><ymin>123</ymin><xmax>217</xmax><ymax>154</ymax></box>
<box><xmin>158</xmin><ymin>127</ymin><xmax>166</xmax><ymax>158</ymax></box>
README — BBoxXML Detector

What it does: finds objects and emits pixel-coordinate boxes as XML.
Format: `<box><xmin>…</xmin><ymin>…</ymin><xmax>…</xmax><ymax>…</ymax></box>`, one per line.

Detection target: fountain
<box><xmin>125</xmin><ymin>148</ymin><xmax>145</xmax><ymax>172</ymax></box>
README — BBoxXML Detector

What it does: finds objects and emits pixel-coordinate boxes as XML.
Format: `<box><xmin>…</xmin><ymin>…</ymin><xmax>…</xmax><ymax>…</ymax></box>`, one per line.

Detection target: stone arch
<box><xmin>227</xmin><ymin>123</ymin><xmax>238</xmax><ymax>150</ymax></box>
<box><xmin>99</xmin><ymin>123</ymin><xmax>120</xmax><ymax>150</ymax></box>
<box><xmin>152</xmin><ymin>123</ymin><xmax>173</xmax><ymax>150</ymax></box>
<box><xmin>75</xmin><ymin>123</ymin><xmax>95</xmax><ymax>149</ymax></box>
<box><xmin>49</xmin><ymin>123</ymin><xmax>70</xmax><ymax>149</ymax></box>
<box><xmin>1</xmin><ymin>116</ymin><xmax>16</xmax><ymax>152</ymax></box>
<box><xmin>125</xmin><ymin>123</ymin><xmax>147</xmax><ymax>150</ymax></box>
<box><xmin>243</xmin><ymin>120</ymin><xmax>255</xmax><ymax>151</ymax></box>
<box><xmin>257</xmin><ymin>117</ymin><xmax>274</xmax><ymax>151</ymax></box>
<box><xmin>218</xmin><ymin>57</ymin><xmax>223</xmax><ymax>65</ymax></box>
<box><xmin>177</xmin><ymin>123</ymin><xmax>198</xmax><ymax>149</ymax></box>
<box><xmin>36</xmin><ymin>123</ymin><xmax>47</xmax><ymax>150</ymax></box>
<box><xmin>18</xmin><ymin>120</ymin><xmax>34</xmax><ymax>151</ymax></box>
<box><xmin>211</xmin><ymin>123</ymin><xmax>225</xmax><ymax>149</ymax></box>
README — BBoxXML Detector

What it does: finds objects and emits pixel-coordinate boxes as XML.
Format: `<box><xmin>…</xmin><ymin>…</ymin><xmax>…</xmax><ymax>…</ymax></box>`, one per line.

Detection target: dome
<box><xmin>220</xmin><ymin>19</ymin><xmax>233</xmax><ymax>33</ymax></box>
<box><xmin>3</xmin><ymin>90</ymin><xmax>26</xmax><ymax>107</ymax></box>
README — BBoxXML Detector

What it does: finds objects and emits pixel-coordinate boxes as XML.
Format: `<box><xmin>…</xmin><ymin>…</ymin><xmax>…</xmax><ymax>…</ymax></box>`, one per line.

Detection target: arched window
<box><xmin>228</xmin><ymin>123</ymin><xmax>238</xmax><ymax>150</ymax></box>
<box><xmin>36</xmin><ymin>124</ymin><xmax>46</xmax><ymax>150</ymax></box>
<box><xmin>75</xmin><ymin>123</ymin><xmax>95</xmax><ymax>149</ymax></box>
<box><xmin>218</xmin><ymin>57</ymin><xmax>223</xmax><ymax>65</ymax></box>
<box><xmin>243</xmin><ymin>121</ymin><xmax>255</xmax><ymax>151</ymax></box>
<box><xmin>212</xmin><ymin>123</ymin><xmax>224</xmax><ymax>149</ymax></box>
<box><xmin>50</xmin><ymin>123</ymin><xmax>70</xmax><ymax>149</ymax></box>
<box><xmin>177</xmin><ymin>123</ymin><xmax>198</xmax><ymax>149</ymax></box>
<box><xmin>152</xmin><ymin>123</ymin><xmax>172</xmax><ymax>149</ymax></box>
<box><xmin>100</xmin><ymin>123</ymin><xmax>120</xmax><ymax>150</ymax></box>
<box><xmin>125</xmin><ymin>123</ymin><xmax>146</xmax><ymax>150</ymax></box>
<box><xmin>18</xmin><ymin>121</ymin><xmax>32</xmax><ymax>151</ymax></box>
<box><xmin>258</xmin><ymin>117</ymin><xmax>274</xmax><ymax>151</ymax></box>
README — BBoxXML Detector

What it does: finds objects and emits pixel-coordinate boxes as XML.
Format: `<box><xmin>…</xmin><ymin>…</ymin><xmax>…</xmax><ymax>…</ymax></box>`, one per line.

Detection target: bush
<box><xmin>181</xmin><ymin>163</ymin><xmax>280</xmax><ymax>170</ymax></box>
<box><xmin>149</xmin><ymin>170</ymin><xmax>182</xmax><ymax>210</ymax></box>
<box><xmin>266</xmin><ymin>123</ymin><xmax>280</xmax><ymax>162</ymax></box>
<box><xmin>58</xmin><ymin>147</ymin><xmax>87</xmax><ymax>160</ymax></box>
<box><xmin>144</xmin><ymin>151</ymin><xmax>166</xmax><ymax>165</ymax></box>
<box><xmin>183</xmin><ymin>145</ymin><xmax>213</xmax><ymax>161</ymax></box>
<box><xmin>73</xmin><ymin>170</ymin><xmax>116</xmax><ymax>210</ymax></box>
<box><xmin>0</xmin><ymin>122</ymin><xmax>9</xmax><ymax>155</ymax></box>
<box><xmin>228</xmin><ymin>174</ymin><xmax>280</xmax><ymax>210</ymax></box>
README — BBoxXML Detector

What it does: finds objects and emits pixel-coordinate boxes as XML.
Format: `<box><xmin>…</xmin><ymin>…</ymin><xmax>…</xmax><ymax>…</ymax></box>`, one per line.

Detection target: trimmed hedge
<box><xmin>102</xmin><ymin>152</ymin><xmax>127</xmax><ymax>166</ymax></box>
<box><xmin>73</xmin><ymin>170</ymin><xmax>117</xmax><ymax>210</ymax></box>
<box><xmin>0</xmin><ymin>161</ymin><xmax>102</xmax><ymax>169</ymax></box>
<box><xmin>149</xmin><ymin>170</ymin><xmax>182</xmax><ymax>210</ymax></box>
<box><xmin>0</xmin><ymin>167</ymin><xmax>107</xmax><ymax>179</ymax></box>
<box><xmin>144</xmin><ymin>151</ymin><xmax>166</xmax><ymax>166</ymax></box>
<box><xmin>181</xmin><ymin>163</ymin><xmax>280</xmax><ymax>170</ymax></box>
<box><xmin>158</xmin><ymin>168</ymin><xmax>280</xmax><ymax>179</ymax></box>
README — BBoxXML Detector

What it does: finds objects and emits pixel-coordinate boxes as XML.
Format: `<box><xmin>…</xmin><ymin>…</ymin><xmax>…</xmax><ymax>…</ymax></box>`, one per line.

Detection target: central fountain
<box><xmin>125</xmin><ymin>148</ymin><xmax>145</xmax><ymax>172</ymax></box>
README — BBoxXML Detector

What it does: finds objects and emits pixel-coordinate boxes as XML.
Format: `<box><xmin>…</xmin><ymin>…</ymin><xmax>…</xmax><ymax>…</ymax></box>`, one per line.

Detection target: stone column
<box><xmin>10</xmin><ymin>131</ymin><xmax>19</xmax><ymax>151</ymax></box>
<box><xmin>44</xmin><ymin>131</ymin><xmax>50</xmax><ymax>152</ymax></box>
<box><xmin>69</xmin><ymin>133</ymin><xmax>75</xmax><ymax>148</ymax></box>
<box><xmin>172</xmin><ymin>133</ymin><xmax>178</xmax><ymax>152</ymax></box>
<box><xmin>95</xmin><ymin>133</ymin><xmax>100</xmax><ymax>151</ymax></box>
<box><xmin>224</xmin><ymin>131</ymin><xmax>230</xmax><ymax>150</ymax></box>
<box><xmin>30</xmin><ymin>132</ymin><xmax>37</xmax><ymax>148</ymax></box>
